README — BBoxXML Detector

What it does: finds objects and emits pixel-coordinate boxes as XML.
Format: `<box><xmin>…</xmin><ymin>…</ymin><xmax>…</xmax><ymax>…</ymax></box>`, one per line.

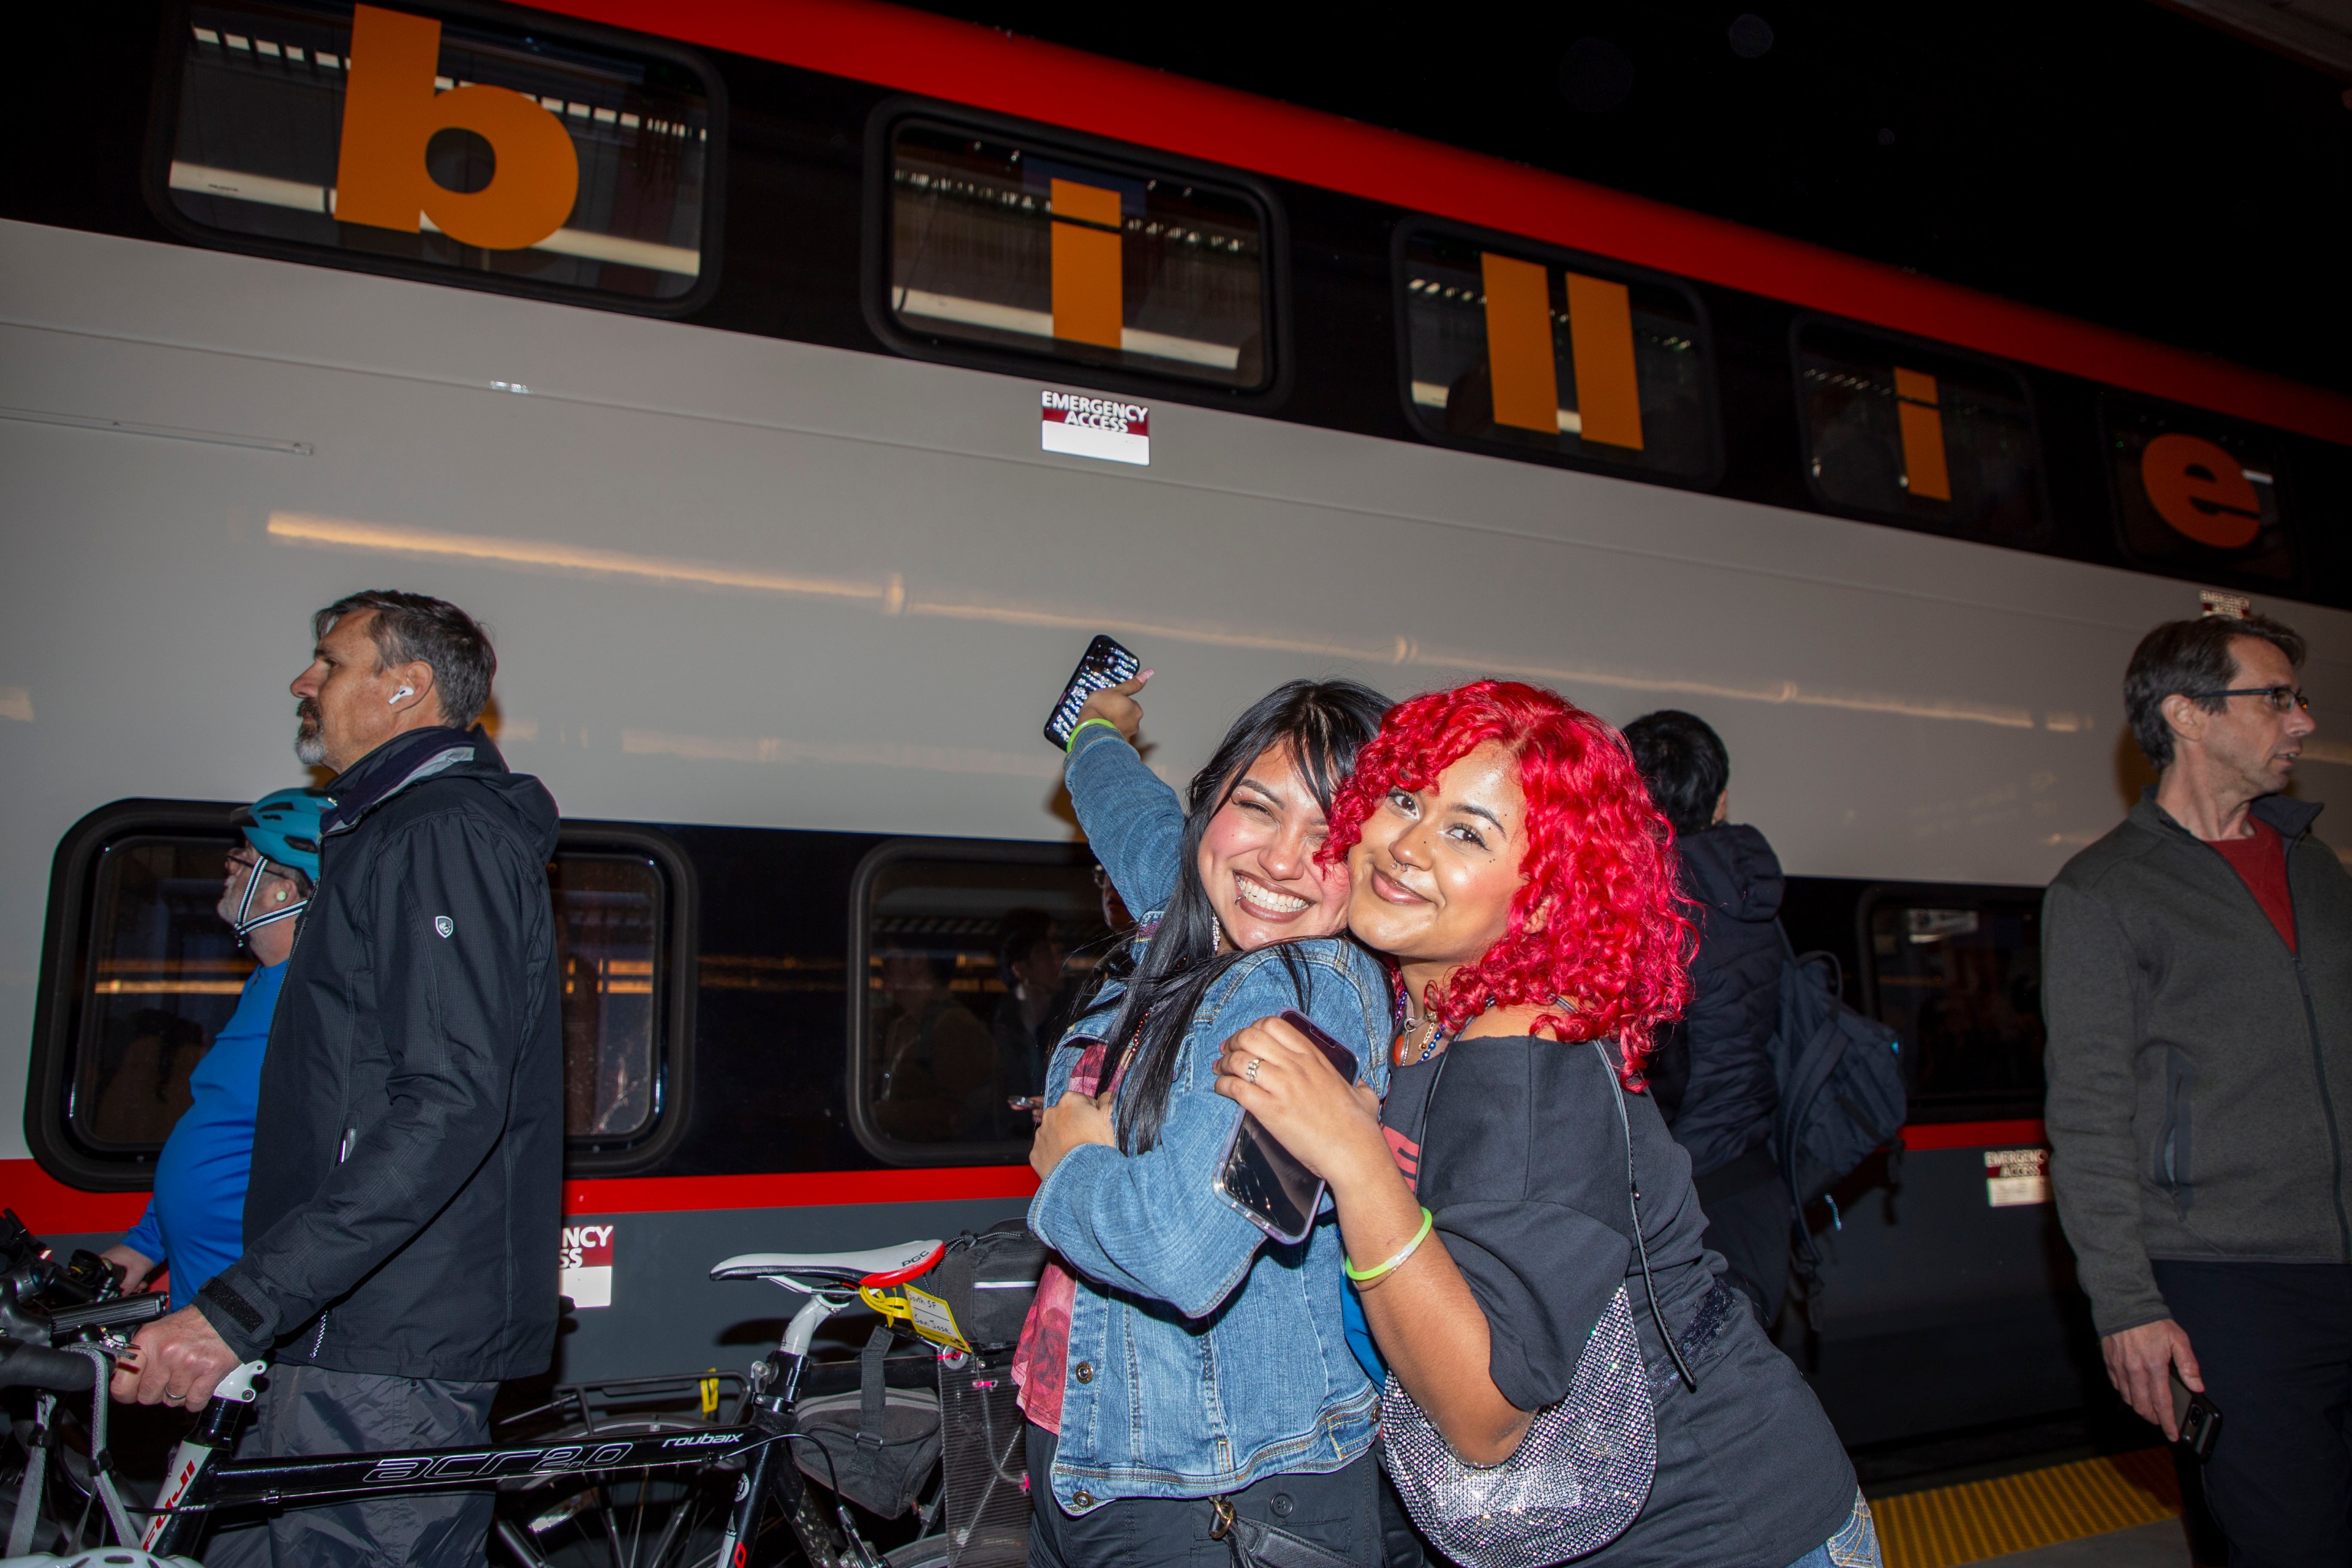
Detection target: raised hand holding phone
<box><xmin>1073</xmin><ymin>671</ymin><xmax>1152</xmax><ymax>744</ymax></box>
<box><xmin>1043</xmin><ymin>634</ymin><xmax>1144</xmax><ymax>748</ymax></box>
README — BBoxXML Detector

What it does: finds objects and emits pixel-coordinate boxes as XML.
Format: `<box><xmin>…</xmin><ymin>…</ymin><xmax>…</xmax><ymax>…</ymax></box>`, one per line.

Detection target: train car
<box><xmin>6</xmin><ymin>0</ymin><xmax>2348</xmax><ymax>1449</ymax></box>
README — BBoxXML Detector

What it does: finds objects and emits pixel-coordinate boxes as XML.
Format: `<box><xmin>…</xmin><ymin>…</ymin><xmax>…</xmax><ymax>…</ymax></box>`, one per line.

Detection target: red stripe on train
<box><xmin>1</xmin><ymin>1161</ymin><xmax>149</xmax><ymax>1234</ymax></box>
<box><xmin>1899</xmin><ymin>1118</ymin><xmax>2048</xmax><ymax>1152</ymax></box>
<box><xmin>1</xmin><ymin>1157</ymin><xmax>1040</xmax><ymax>1232</ymax></box>
<box><xmin>10</xmin><ymin>1133</ymin><xmax>2051</xmax><ymax>1235</ymax></box>
<box><xmin>519</xmin><ymin>0</ymin><xmax>2352</xmax><ymax>447</ymax></box>
<box><xmin>558</xmin><ymin>1167</ymin><xmax>1041</xmax><ymax>1215</ymax></box>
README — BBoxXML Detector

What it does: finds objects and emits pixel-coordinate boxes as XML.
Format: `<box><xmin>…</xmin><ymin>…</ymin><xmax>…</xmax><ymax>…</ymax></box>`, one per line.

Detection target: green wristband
<box><xmin>1344</xmin><ymin>1207</ymin><xmax>1434</xmax><ymax>1284</ymax></box>
<box><xmin>1066</xmin><ymin>717</ymin><xmax>1125</xmax><ymax>752</ymax></box>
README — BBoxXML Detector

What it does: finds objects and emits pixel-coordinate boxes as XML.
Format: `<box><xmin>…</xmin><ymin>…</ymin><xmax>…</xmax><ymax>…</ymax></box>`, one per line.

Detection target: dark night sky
<box><xmin>902</xmin><ymin>0</ymin><xmax>2352</xmax><ymax>400</ymax></box>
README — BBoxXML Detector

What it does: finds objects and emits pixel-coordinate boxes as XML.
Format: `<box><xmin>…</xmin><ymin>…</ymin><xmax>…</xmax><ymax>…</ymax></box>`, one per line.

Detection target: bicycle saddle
<box><xmin>710</xmin><ymin>1240</ymin><xmax>944</xmax><ymax>1289</ymax></box>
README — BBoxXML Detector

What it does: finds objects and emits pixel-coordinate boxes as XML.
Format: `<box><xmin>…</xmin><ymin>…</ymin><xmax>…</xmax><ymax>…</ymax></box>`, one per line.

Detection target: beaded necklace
<box><xmin>1391</xmin><ymin>1004</ymin><xmax>1455</xmax><ymax>1066</ymax></box>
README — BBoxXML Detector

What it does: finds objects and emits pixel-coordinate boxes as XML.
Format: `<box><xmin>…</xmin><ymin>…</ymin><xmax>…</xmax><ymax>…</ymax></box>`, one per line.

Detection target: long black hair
<box><xmin>1102</xmin><ymin>678</ymin><xmax>1392</xmax><ymax>1154</ymax></box>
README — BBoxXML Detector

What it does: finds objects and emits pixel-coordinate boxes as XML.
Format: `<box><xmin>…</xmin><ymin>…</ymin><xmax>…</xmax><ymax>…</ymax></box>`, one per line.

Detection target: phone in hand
<box><xmin>1212</xmin><ymin>1009</ymin><xmax>1361</xmax><ymax>1245</ymax></box>
<box><xmin>1044</xmin><ymin>635</ymin><xmax>1142</xmax><ymax>748</ymax></box>
<box><xmin>2170</xmin><ymin>1366</ymin><xmax>2222</xmax><ymax>1460</ymax></box>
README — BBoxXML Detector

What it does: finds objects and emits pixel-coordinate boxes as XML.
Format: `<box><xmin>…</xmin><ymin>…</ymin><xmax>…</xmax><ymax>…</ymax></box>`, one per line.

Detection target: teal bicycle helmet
<box><xmin>232</xmin><ymin>787</ymin><xmax>325</xmax><ymax>938</ymax></box>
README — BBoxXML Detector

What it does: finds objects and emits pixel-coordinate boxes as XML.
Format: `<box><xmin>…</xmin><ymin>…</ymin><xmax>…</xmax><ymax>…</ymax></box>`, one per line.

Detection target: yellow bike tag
<box><xmin>900</xmin><ymin>1284</ymin><xmax>973</xmax><ymax>1353</ymax></box>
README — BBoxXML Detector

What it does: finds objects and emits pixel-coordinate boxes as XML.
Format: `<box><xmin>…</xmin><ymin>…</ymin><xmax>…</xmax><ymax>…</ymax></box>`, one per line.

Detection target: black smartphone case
<box><xmin>2171</xmin><ymin>1370</ymin><xmax>2223</xmax><ymax>1460</ymax></box>
<box><xmin>1212</xmin><ymin>1010</ymin><xmax>1361</xmax><ymax>1244</ymax></box>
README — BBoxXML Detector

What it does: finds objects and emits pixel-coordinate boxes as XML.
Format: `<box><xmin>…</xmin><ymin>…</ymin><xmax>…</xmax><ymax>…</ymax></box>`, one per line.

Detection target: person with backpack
<box><xmin>2043</xmin><ymin>612</ymin><xmax>2350</xmax><ymax>1567</ymax></box>
<box><xmin>1624</xmin><ymin>710</ymin><xmax>1792</xmax><ymax>1325</ymax></box>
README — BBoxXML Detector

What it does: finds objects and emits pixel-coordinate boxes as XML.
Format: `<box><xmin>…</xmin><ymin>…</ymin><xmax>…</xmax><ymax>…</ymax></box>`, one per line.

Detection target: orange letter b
<box><xmin>336</xmin><ymin>4</ymin><xmax>579</xmax><ymax>251</ymax></box>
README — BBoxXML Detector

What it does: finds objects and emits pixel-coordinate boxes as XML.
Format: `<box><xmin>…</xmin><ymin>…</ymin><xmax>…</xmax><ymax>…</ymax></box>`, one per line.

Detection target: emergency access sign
<box><xmin>1041</xmin><ymin>390</ymin><xmax>1150</xmax><ymax>466</ymax></box>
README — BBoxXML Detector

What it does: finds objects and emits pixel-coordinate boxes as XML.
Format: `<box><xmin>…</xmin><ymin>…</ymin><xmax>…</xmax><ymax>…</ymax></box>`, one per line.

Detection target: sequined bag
<box><xmin>1376</xmin><ymin>1039</ymin><xmax>1692</xmax><ymax>1568</ymax></box>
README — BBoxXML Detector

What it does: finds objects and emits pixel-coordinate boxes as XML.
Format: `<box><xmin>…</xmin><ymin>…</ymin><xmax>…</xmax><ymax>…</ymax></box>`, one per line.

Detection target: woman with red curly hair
<box><xmin>1216</xmin><ymin>681</ymin><xmax>1871</xmax><ymax>1568</ymax></box>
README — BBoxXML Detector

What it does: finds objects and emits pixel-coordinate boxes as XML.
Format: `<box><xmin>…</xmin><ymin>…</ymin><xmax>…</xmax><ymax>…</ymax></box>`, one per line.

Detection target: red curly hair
<box><xmin>1321</xmin><ymin>680</ymin><xmax>1692</xmax><ymax>1062</ymax></box>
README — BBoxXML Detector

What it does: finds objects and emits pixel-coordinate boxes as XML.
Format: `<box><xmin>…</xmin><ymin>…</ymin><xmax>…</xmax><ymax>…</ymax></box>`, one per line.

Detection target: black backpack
<box><xmin>1768</xmin><ymin>932</ymin><xmax>1907</xmax><ymax>1311</ymax></box>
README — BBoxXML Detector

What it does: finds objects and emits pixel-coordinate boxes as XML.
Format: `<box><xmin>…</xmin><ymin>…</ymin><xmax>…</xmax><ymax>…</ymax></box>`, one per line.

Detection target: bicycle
<box><xmin>1</xmin><ymin>1229</ymin><xmax>1036</xmax><ymax>1568</ymax></box>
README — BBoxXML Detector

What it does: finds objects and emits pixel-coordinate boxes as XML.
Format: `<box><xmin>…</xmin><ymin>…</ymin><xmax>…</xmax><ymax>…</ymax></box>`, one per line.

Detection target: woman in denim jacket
<box><xmin>1017</xmin><ymin>677</ymin><xmax>1397</xmax><ymax>1567</ymax></box>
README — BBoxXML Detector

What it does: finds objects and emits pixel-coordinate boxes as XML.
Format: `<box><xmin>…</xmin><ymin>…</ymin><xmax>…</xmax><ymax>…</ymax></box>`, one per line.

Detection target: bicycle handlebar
<box><xmin>46</xmin><ymin>1292</ymin><xmax>170</xmax><ymax>1338</ymax></box>
<box><xmin>0</xmin><ymin>1338</ymin><xmax>99</xmax><ymax>1393</ymax></box>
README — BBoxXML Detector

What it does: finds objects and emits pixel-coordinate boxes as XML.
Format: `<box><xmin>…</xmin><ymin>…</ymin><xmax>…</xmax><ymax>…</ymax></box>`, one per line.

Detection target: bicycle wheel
<box><xmin>496</xmin><ymin>1419</ymin><xmax>739</xmax><ymax>1568</ymax></box>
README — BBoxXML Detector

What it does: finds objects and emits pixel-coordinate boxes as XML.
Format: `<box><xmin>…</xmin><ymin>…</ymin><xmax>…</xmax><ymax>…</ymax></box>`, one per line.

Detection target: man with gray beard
<box><xmin>115</xmin><ymin>590</ymin><xmax>564</xmax><ymax>1567</ymax></box>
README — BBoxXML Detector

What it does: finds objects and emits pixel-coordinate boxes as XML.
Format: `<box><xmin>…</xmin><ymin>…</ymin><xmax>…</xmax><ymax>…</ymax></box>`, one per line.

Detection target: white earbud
<box><xmin>390</xmin><ymin>687</ymin><xmax>415</xmax><ymax>706</ymax></box>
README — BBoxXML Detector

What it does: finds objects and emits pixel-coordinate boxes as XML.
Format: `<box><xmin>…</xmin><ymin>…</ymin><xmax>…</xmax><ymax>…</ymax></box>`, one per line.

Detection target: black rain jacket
<box><xmin>194</xmin><ymin>726</ymin><xmax>564</xmax><ymax>1380</ymax></box>
<box><xmin>1651</xmin><ymin>824</ymin><xmax>1784</xmax><ymax>1179</ymax></box>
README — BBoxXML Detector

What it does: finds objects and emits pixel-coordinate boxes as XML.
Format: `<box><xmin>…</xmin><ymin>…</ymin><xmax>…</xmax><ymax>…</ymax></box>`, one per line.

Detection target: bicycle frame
<box><xmin>137</xmin><ymin>1287</ymin><xmax>881</xmax><ymax>1566</ymax></box>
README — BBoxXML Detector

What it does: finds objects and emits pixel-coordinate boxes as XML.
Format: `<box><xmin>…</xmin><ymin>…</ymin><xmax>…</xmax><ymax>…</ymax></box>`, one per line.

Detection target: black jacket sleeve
<box><xmin>196</xmin><ymin>813</ymin><xmax>541</xmax><ymax>1359</ymax></box>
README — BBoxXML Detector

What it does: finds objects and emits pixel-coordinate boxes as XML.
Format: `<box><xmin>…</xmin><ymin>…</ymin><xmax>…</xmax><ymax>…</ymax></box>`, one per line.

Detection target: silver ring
<box><xmin>165</xmin><ymin>1387</ymin><xmax>189</xmax><ymax>1402</ymax></box>
<box><xmin>1245</xmin><ymin>1058</ymin><xmax>1262</xmax><ymax>1085</ymax></box>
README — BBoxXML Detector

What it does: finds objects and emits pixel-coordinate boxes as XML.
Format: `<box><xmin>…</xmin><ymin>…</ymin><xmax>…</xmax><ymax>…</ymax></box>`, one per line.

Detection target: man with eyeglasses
<box><xmin>2044</xmin><ymin>611</ymin><xmax>2349</xmax><ymax>1567</ymax></box>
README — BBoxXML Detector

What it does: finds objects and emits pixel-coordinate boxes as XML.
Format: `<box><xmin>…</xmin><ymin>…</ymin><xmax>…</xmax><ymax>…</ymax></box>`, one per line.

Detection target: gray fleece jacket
<box><xmin>2043</xmin><ymin>790</ymin><xmax>2352</xmax><ymax>1336</ymax></box>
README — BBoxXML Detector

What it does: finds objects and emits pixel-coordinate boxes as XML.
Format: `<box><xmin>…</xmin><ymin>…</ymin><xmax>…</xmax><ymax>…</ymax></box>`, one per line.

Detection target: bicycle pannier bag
<box><xmin>792</xmin><ymin>1325</ymin><xmax>942</xmax><ymax>1518</ymax></box>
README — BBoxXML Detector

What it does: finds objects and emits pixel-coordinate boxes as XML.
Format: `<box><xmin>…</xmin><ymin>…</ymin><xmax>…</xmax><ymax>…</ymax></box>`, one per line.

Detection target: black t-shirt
<box><xmin>1382</xmin><ymin>1035</ymin><xmax>1855</xmax><ymax>1566</ymax></box>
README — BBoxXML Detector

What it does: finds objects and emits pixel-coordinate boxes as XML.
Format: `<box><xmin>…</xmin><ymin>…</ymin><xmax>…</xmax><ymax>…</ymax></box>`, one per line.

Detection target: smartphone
<box><xmin>1043</xmin><ymin>635</ymin><xmax>1142</xmax><ymax>748</ymax></box>
<box><xmin>1212</xmin><ymin>1010</ymin><xmax>1361</xmax><ymax>1245</ymax></box>
<box><xmin>2170</xmin><ymin>1366</ymin><xmax>2222</xmax><ymax>1460</ymax></box>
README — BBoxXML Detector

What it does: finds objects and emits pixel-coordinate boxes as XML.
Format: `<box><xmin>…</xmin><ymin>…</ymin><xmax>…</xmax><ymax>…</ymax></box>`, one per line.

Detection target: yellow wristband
<box><xmin>1066</xmin><ymin>717</ymin><xmax>1124</xmax><ymax>752</ymax></box>
<box><xmin>1344</xmin><ymin>1207</ymin><xmax>1434</xmax><ymax>1284</ymax></box>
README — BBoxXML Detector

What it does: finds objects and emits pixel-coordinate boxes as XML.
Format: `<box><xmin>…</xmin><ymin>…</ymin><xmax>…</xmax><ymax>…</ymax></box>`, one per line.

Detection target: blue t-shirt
<box><xmin>119</xmin><ymin>961</ymin><xmax>283</xmax><ymax>1308</ymax></box>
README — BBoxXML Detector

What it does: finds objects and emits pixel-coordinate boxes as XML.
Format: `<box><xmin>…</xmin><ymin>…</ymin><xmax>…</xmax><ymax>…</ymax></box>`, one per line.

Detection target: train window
<box><xmin>2103</xmin><ymin>396</ymin><xmax>2296</xmax><ymax>586</ymax></box>
<box><xmin>151</xmin><ymin>1</ymin><xmax>723</xmax><ymax>312</ymax></box>
<box><xmin>1795</xmin><ymin>320</ymin><xmax>2046</xmax><ymax>547</ymax></box>
<box><xmin>848</xmin><ymin>840</ymin><xmax>1117</xmax><ymax>1166</ymax></box>
<box><xmin>72</xmin><ymin>834</ymin><xmax>255</xmax><ymax>1154</ymax></box>
<box><xmin>29</xmin><ymin>803</ymin><xmax>693</xmax><ymax>1185</ymax></box>
<box><xmin>1862</xmin><ymin>891</ymin><xmax>2046</xmax><ymax>1122</ymax></box>
<box><xmin>1398</xmin><ymin>225</ymin><xmax>1720</xmax><ymax>484</ymax></box>
<box><xmin>880</xmin><ymin>116</ymin><xmax>1276</xmax><ymax>391</ymax></box>
<box><xmin>550</xmin><ymin>851</ymin><xmax>666</xmax><ymax>1147</ymax></box>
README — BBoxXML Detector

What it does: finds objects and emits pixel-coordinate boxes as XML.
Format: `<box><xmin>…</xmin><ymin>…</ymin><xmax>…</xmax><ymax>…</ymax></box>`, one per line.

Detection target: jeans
<box><xmin>200</xmin><ymin>1362</ymin><xmax>499</xmax><ymax>1568</ymax></box>
<box><xmin>2154</xmin><ymin>1258</ymin><xmax>2352</xmax><ymax>1568</ymax></box>
<box><xmin>1779</xmin><ymin>1490</ymin><xmax>1879</xmax><ymax>1568</ymax></box>
<box><xmin>1027</xmin><ymin>1422</ymin><xmax>1382</xmax><ymax>1567</ymax></box>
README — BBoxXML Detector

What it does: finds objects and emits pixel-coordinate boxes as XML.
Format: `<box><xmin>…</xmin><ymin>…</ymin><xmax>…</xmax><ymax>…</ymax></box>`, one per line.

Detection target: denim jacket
<box><xmin>1030</xmin><ymin>726</ymin><xmax>1393</xmax><ymax>1507</ymax></box>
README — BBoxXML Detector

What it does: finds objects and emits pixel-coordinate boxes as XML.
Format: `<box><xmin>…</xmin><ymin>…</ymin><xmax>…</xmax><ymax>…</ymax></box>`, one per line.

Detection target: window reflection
<box><xmin>74</xmin><ymin>837</ymin><xmax>252</xmax><ymax>1151</ymax></box>
<box><xmin>1798</xmin><ymin>322</ymin><xmax>2045</xmax><ymax>546</ymax></box>
<box><xmin>858</xmin><ymin>854</ymin><xmax>1114</xmax><ymax>1157</ymax></box>
<box><xmin>1868</xmin><ymin>896</ymin><xmax>2045</xmax><ymax>1121</ymax></box>
<box><xmin>550</xmin><ymin>853</ymin><xmax>665</xmax><ymax>1144</ymax></box>
<box><xmin>68</xmin><ymin>830</ymin><xmax>668</xmax><ymax>1156</ymax></box>
<box><xmin>1400</xmin><ymin>228</ymin><xmax>1717</xmax><ymax>481</ymax></box>
<box><xmin>886</xmin><ymin>120</ymin><xmax>1272</xmax><ymax>389</ymax></box>
<box><xmin>163</xmin><ymin>1</ymin><xmax>715</xmax><ymax>304</ymax></box>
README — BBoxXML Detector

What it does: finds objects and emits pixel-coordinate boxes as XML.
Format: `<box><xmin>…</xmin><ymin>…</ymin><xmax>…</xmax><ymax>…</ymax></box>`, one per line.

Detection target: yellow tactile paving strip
<box><xmin>1875</xmin><ymin>1449</ymin><xmax>2180</xmax><ymax>1568</ymax></box>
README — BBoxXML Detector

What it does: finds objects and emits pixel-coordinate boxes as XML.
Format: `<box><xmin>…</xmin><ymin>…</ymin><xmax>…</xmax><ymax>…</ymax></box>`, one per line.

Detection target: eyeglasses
<box><xmin>2185</xmin><ymin>685</ymin><xmax>2311</xmax><ymax>715</ymax></box>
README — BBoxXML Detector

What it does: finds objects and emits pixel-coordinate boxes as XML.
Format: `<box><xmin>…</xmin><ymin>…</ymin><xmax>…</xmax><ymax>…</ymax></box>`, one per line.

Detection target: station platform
<box><xmin>1871</xmin><ymin>1449</ymin><xmax>2196</xmax><ymax>1567</ymax></box>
